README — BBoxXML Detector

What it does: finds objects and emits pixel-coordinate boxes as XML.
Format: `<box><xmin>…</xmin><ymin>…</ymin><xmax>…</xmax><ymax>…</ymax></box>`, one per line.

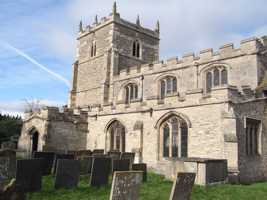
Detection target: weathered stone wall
<box><xmin>18</xmin><ymin>108</ymin><xmax>88</xmax><ymax>153</ymax></box>
<box><xmin>233</xmin><ymin>100</ymin><xmax>267</xmax><ymax>183</ymax></box>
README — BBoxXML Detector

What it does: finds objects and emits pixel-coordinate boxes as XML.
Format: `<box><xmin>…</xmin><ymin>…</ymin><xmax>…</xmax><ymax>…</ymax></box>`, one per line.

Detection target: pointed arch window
<box><xmin>132</xmin><ymin>40</ymin><xmax>141</xmax><ymax>58</ymax></box>
<box><xmin>205</xmin><ymin>66</ymin><xmax>228</xmax><ymax>93</ymax></box>
<box><xmin>161</xmin><ymin>116</ymin><xmax>188</xmax><ymax>158</ymax></box>
<box><xmin>159</xmin><ymin>76</ymin><xmax>178</xmax><ymax>99</ymax></box>
<box><xmin>125</xmin><ymin>83</ymin><xmax>138</xmax><ymax>104</ymax></box>
<box><xmin>108</xmin><ymin>121</ymin><xmax>125</xmax><ymax>152</ymax></box>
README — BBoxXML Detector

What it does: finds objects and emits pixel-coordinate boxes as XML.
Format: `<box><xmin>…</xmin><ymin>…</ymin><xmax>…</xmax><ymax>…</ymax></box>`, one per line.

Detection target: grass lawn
<box><xmin>28</xmin><ymin>173</ymin><xmax>267</xmax><ymax>200</ymax></box>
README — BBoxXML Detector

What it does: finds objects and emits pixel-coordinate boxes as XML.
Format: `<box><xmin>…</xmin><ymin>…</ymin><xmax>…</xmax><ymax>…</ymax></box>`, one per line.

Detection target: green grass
<box><xmin>27</xmin><ymin>173</ymin><xmax>267</xmax><ymax>200</ymax></box>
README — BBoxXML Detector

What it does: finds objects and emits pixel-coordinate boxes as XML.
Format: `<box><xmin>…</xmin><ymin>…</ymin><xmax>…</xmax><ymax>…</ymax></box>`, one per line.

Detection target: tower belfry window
<box><xmin>132</xmin><ymin>40</ymin><xmax>141</xmax><ymax>58</ymax></box>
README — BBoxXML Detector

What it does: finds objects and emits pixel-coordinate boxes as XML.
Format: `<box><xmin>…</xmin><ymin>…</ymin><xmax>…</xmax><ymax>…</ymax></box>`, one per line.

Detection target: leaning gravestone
<box><xmin>15</xmin><ymin>159</ymin><xmax>43</xmax><ymax>192</ymax></box>
<box><xmin>0</xmin><ymin>150</ymin><xmax>16</xmax><ymax>180</ymax></box>
<box><xmin>55</xmin><ymin>159</ymin><xmax>80</xmax><ymax>189</ymax></box>
<box><xmin>90</xmin><ymin>157</ymin><xmax>111</xmax><ymax>187</ymax></box>
<box><xmin>169</xmin><ymin>173</ymin><xmax>196</xmax><ymax>200</ymax></box>
<box><xmin>110</xmin><ymin>171</ymin><xmax>143</xmax><ymax>200</ymax></box>
<box><xmin>33</xmin><ymin>151</ymin><xmax>55</xmax><ymax>175</ymax></box>
<box><xmin>121</xmin><ymin>152</ymin><xmax>135</xmax><ymax>167</ymax></box>
<box><xmin>52</xmin><ymin>154</ymin><xmax>74</xmax><ymax>174</ymax></box>
<box><xmin>112</xmin><ymin>159</ymin><xmax>130</xmax><ymax>174</ymax></box>
<box><xmin>132</xmin><ymin>163</ymin><xmax>147</xmax><ymax>182</ymax></box>
<box><xmin>79</xmin><ymin>157</ymin><xmax>93</xmax><ymax>175</ymax></box>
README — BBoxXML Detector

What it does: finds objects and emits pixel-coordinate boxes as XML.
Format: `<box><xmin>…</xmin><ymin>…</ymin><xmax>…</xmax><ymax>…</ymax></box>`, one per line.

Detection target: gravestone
<box><xmin>92</xmin><ymin>149</ymin><xmax>104</xmax><ymax>156</ymax></box>
<box><xmin>33</xmin><ymin>151</ymin><xmax>55</xmax><ymax>175</ymax></box>
<box><xmin>15</xmin><ymin>159</ymin><xmax>43</xmax><ymax>192</ymax></box>
<box><xmin>108</xmin><ymin>151</ymin><xmax>121</xmax><ymax>160</ymax></box>
<box><xmin>110</xmin><ymin>171</ymin><xmax>143</xmax><ymax>200</ymax></box>
<box><xmin>112</xmin><ymin>159</ymin><xmax>130</xmax><ymax>174</ymax></box>
<box><xmin>68</xmin><ymin>150</ymin><xmax>92</xmax><ymax>160</ymax></box>
<box><xmin>55</xmin><ymin>159</ymin><xmax>80</xmax><ymax>189</ymax></box>
<box><xmin>0</xmin><ymin>179</ymin><xmax>26</xmax><ymax>200</ymax></box>
<box><xmin>132</xmin><ymin>163</ymin><xmax>147</xmax><ymax>182</ymax></box>
<box><xmin>121</xmin><ymin>152</ymin><xmax>135</xmax><ymax>167</ymax></box>
<box><xmin>0</xmin><ymin>150</ymin><xmax>16</xmax><ymax>180</ymax></box>
<box><xmin>52</xmin><ymin>154</ymin><xmax>74</xmax><ymax>174</ymax></box>
<box><xmin>169</xmin><ymin>173</ymin><xmax>196</xmax><ymax>200</ymax></box>
<box><xmin>79</xmin><ymin>157</ymin><xmax>93</xmax><ymax>175</ymax></box>
<box><xmin>90</xmin><ymin>157</ymin><xmax>111</xmax><ymax>187</ymax></box>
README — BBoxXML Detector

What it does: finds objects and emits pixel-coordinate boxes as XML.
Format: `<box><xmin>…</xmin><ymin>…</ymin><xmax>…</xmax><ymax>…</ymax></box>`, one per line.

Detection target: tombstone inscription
<box><xmin>169</xmin><ymin>172</ymin><xmax>196</xmax><ymax>200</ymax></box>
<box><xmin>15</xmin><ymin>159</ymin><xmax>43</xmax><ymax>192</ymax></box>
<box><xmin>0</xmin><ymin>150</ymin><xmax>16</xmax><ymax>180</ymax></box>
<box><xmin>110</xmin><ymin>171</ymin><xmax>143</xmax><ymax>200</ymax></box>
<box><xmin>132</xmin><ymin>163</ymin><xmax>147</xmax><ymax>182</ymax></box>
<box><xmin>33</xmin><ymin>151</ymin><xmax>55</xmax><ymax>175</ymax></box>
<box><xmin>90</xmin><ymin>157</ymin><xmax>111</xmax><ymax>187</ymax></box>
<box><xmin>55</xmin><ymin>159</ymin><xmax>80</xmax><ymax>189</ymax></box>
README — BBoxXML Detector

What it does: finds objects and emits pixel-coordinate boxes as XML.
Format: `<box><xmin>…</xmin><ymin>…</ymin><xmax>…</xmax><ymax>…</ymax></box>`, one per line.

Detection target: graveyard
<box><xmin>27</xmin><ymin>173</ymin><xmax>267</xmax><ymax>200</ymax></box>
<box><xmin>1</xmin><ymin>149</ymin><xmax>267</xmax><ymax>200</ymax></box>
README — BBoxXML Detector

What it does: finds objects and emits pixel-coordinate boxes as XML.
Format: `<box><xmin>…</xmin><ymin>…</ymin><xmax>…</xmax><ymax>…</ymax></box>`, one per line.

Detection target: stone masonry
<box><xmin>18</xmin><ymin>3</ymin><xmax>267</xmax><ymax>183</ymax></box>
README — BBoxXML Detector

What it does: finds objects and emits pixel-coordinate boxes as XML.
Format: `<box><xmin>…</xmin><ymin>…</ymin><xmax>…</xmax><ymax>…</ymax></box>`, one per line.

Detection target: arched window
<box><xmin>161</xmin><ymin>116</ymin><xmax>188</xmax><ymax>158</ymax></box>
<box><xmin>108</xmin><ymin>121</ymin><xmax>125</xmax><ymax>152</ymax></box>
<box><xmin>132</xmin><ymin>40</ymin><xmax>141</xmax><ymax>58</ymax></box>
<box><xmin>160</xmin><ymin>76</ymin><xmax>178</xmax><ymax>99</ymax></box>
<box><xmin>125</xmin><ymin>83</ymin><xmax>138</xmax><ymax>103</ymax></box>
<box><xmin>205</xmin><ymin>66</ymin><xmax>228</xmax><ymax>93</ymax></box>
<box><xmin>91</xmin><ymin>41</ymin><xmax>97</xmax><ymax>57</ymax></box>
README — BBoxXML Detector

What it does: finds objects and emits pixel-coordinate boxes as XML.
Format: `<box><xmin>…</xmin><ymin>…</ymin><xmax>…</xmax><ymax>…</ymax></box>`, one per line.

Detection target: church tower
<box><xmin>69</xmin><ymin>2</ymin><xmax>160</xmax><ymax>108</ymax></box>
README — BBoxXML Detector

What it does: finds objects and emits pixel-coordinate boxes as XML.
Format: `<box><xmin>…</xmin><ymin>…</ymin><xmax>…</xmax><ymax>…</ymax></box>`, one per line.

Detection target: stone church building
<box><xmin>18</xmin><ymin>3</ymin><xmax>267</xmax><ymax>183</ymax></box>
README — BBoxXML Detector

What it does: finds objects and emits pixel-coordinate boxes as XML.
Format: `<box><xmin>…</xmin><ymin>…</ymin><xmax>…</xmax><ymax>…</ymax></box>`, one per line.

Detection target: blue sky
<box><xmin>0</xmin><ymin>0</ymin><xmax>267</xmax><ymax>116</ymax></box>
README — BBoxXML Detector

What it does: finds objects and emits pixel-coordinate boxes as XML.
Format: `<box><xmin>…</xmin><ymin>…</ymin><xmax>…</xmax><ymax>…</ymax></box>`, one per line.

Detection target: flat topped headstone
<box><xmin>169</xmin><ymin>173</ymin><xmax>196</xmax><ymax>200</ymax></box>
<box><xmin>90</xmin><ymin>157</ymin><xmax>111</xmax><ymax>187</ymax></box>
<box><xmin>112</xmin><ymin>159</ymin><xmax>130</xmax><ymax>174</ymax></box>
<box><xmin>121</xmin><ymin>152</ymin><xmax>135</xmax><ymax>166</ymax></box>
<box><xmin>52</xmin><ymin>154</ymin><xmax>74</xmax><ymax>174</ymax></box>
<box><xmin>15</xmin><ymin>159</ymin><xmax>43</xmax><ymax>192</ymax></box>
<box><xmin>55</xmin><ymin>159</ymin><xmax>80</xmax><ymax>189</ymax></box>
<box><xmin>132</xmin><ymin>163</ymin><xmax>147</xmax><ymax>182</ymax></box>
<box><xmin>33</xmin><ymin>152</ymin><xmax>55</xmax><ymax>175</ymax></box>
<box><xmin>110</xmin><ymin>171</ymin><xmax>143</xmax><ymax>200</ymax></box>
<box><xmin>0</xmin><ymin>150</ymin><xmax>16</xmax><ymax>179</ymax></box>
<box><xmin>79</xmin><ymin>157</ymin><xmax>93</xmax><ymax>175</ymax></box>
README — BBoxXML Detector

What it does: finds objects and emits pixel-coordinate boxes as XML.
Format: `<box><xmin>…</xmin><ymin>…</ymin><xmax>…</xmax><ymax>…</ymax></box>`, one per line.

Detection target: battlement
<box><xmin>24</xmin><ymin>106</ymin><xmax>88</xmax><ymax>124</ymax></box>
<box><xmin>77</xmin><ymin>2</ymin><xmax>159</xmax><ymax>40</ymax></box>
<box><xmin>115</xmin><ymin>35</ymin><xmax>267</xmax><ymax>80</ymax></box>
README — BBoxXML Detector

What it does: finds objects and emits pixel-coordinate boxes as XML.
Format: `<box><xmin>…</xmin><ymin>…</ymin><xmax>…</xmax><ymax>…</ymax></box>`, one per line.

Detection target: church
<box><xmin>18</xmin><ymin>3</ymin><xmax>267</xmax><ymax>184</ymax></box>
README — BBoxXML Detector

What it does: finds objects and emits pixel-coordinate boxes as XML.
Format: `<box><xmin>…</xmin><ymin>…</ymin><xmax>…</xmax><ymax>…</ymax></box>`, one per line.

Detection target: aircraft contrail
<box><xmin>1</xmin><ymin>41</ymin><xmax>70</xmax><ymax>87</ymax></box>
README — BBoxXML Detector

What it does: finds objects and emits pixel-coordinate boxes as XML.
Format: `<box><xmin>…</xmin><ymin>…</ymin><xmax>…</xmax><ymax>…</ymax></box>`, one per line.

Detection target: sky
<box><xmin>0</xmin><ymin>0</ymin><xmax>267</xmax><ymax>116</ymax></box>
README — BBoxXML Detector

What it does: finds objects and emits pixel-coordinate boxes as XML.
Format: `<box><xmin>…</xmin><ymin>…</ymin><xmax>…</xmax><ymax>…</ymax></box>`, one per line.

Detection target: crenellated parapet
<box><xmin>114</xmin><ymin>36</ymin><xmax>267</xmax><ymax>80</ymax></box>
<box><xmin>23</xmin><ymin>106</ymin><xmax>88</xmax><ymax>124</ymax></box>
